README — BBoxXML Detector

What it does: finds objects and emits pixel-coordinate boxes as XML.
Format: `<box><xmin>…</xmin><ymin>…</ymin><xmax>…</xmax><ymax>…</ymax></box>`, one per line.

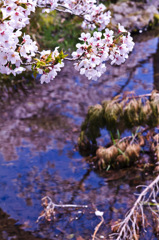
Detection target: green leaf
<box><xmin>59</xmin><ymin>50</ymin><xmax>68</xmax><ymax>59</ymax></box>
<box><xmin>31</xmin><ymin>63</ymin><xmax>36</xmax><ymax>71</ymax></box>
<box><xmin>113</xmin><ymin>32</ymin><xmax>128</xmax><ymax>44</ymax></box>
<box><xmin>0</xmin><ymin>9</ymin><xmax>3</xmax><ymax>20</ymax></box>
<box><xmin>33</xmin><ymin>70</ymin><xmax>37</xmax><ymax>78</ymax></box>
<box><xmin>117</xmin><ymin>130</ymin><xmax>120</xmax><ymax>140</ymax></box>
<box><xmin>0</xmin><ymin>10</ymin><xmax>3</xmax><ymax>19</ymax></box>
<box><xmin>20</xmin><ymin>3</ymin><xmax>28</xmax><ymax>9</ymax></box>
<box><xmin>117</xmin><ymin>148</ymin><xmax>129</xmax><ymax>162</ymax></box>
<box><xmin>110</xmin><ymin>131</ymin><xmax>116</xmax><ymax>145</ymax></box>
<box><xmin>34</xmin><ymin>58</ymin><xmax>40</xmax><ymax>62</ymax></box>
<box><xmin>3</xmin><ymin>16</ymin><xmax>11</xmax><ymax>21</ymax></box>
<box><xmin>40</xmin><ymin>61</ymin><xmax>46</xmax><ymax>66</ymax></box>
<box><xmin>44</xmin><ymin>68</ymin><xmax>50</xmax><ymax>73</ymax></box>
<box><xmin>55</xmin><ymin>56</ymin><xmax>61</xmax><ymax>64</ymax></box>
<box><xmin>46</xmin><ymin>53</ymin><xmax>52</xmax><ymax>63</ymax></box>
<box><xmin>36</xmin><ymin>61</ymin><xmax>46</xmax><ymax>68</ymax></box>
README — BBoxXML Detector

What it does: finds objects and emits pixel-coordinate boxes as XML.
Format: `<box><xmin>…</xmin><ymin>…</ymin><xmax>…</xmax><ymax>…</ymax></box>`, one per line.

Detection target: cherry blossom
<box><xmin>72</xmin><ymin>27</ymin><xmax>134</xmax><ymax>80</ymax></box>
<box><xmin>0</xmin><ymin>0</ymin><xmax>135</xmax><ymax>83</ymax></box>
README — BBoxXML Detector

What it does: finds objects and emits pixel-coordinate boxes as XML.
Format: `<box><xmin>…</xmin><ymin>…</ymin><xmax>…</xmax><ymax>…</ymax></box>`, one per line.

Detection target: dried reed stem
<box><xmin>111</xmin><ymin>175</ymin><xmax>159</xmax><ymax>240</ymax></box>
<box><xmin>92</xmin><ymin>215</ymin><xmax>104</xmax><ymax>240</ymax></box>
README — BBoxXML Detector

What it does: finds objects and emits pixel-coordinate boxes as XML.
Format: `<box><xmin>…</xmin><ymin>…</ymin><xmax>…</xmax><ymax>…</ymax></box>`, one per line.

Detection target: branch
<box><xmin>113</xmin><ymin>92</ymin><xmax>159</xmax><ymax>104</ymax></box>
<box><xmin>21</xmin><ymin>56</ymin><xmax>79</xmax><ymax>68</ymax></box>
<box><xmin>37</xmin><ymin>3</ymin><xmax>97</xmax><ymax>26</ymax></box>
<box><xmin>92</xmin><ymin>215</ymin><xmax>104</xmax><ymax>240</ymax></box>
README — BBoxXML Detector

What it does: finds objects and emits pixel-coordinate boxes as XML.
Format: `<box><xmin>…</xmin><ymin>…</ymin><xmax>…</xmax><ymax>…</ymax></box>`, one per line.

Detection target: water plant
<box><xmin>79</xmin><ymin>91</ymin><xmax>159</xmax><ymax>169</ymax></box>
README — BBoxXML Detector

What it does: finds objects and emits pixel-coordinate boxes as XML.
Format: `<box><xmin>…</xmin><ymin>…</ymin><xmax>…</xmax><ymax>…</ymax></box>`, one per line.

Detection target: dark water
<box><xmin>0</xmin><ymin>28</ymin><xmax>159</xmax><ymax>240</ymax></box>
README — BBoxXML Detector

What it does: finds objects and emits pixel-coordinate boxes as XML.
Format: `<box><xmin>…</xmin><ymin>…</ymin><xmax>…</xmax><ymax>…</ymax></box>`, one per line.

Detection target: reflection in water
<box><xmin>0</xmin><ymin>28</ymin><xmax>159</xmax><ymax>239</ymax></box>
<box><xmin>0</xmin><ymin>208</ymin><xmax>46</xmax><ymax>240</ymax></box>
<box><xmin>153</xmin><ymin>38</ymin><xmax>159</xmax><ymax>91</ymax></box>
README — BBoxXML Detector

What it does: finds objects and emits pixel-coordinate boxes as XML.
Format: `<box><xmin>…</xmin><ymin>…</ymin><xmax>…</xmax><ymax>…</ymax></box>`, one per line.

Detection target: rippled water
<box><xmin>0</xmin><ymin>28</ymin><xmax>159</xmax><ymax>240</ymax></box>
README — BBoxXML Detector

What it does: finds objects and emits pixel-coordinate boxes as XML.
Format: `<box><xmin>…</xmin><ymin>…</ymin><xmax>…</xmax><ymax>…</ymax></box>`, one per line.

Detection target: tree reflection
<box><xmin>0</xmin><ymin>208</ymin><xmax>47</xmax><ymax>240</ymax></box>
<box><xmin>153</xmin><ymin>38</ymin><xmax>159</xmax><ymax>91</ymax></box>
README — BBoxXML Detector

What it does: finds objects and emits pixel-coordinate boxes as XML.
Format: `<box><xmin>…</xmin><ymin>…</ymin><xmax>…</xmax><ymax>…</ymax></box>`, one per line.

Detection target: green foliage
<box><xmin>28</xmin><ymin>9</ymin><xmax>83</xmax><ymax>52</ymax></box>
<box><xmin>80</xmin><ymin>104</ymin><xmax>105</xmax><ymax>145</ymax></box>
<box><xmin>55</xmin><ymin>50</ymin><xmax>68</xmax><ymax>64</ymax></box>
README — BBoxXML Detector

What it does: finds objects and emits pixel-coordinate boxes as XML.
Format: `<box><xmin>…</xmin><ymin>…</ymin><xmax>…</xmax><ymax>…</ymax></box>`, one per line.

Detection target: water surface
<box><xmin>0</xmin><ymin>28</ymin><xmax>159</xmax><ymax>239</ymax></box>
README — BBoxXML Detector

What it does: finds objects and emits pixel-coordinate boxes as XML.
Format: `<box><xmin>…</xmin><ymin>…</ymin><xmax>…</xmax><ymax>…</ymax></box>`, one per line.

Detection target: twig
<box><xmin>65</xmin><ymin>57</ymin><xmax>79</xmax><ymax>61</ymax></box>
<box><xmin>38</xmin><ymin>3</ymin><xmax>94</xmax><ymax>22</ymax></box>
<box><xmin>36</xmin><ymin>196</ymin><xmax>88</xmax><ymax>222</ymax></box>
<box><xmin>92</xmin><ymin>215</ymin><xmax>104</xmax><ymax>240</ymax></box>
<box><xmin>21</xmin><ymin>57</ymin><xmax>79</xmax><ymax>68</ymax></box>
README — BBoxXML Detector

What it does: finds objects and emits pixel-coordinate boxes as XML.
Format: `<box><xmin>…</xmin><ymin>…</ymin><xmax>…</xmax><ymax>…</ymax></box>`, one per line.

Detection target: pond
<box><xmin>0</xmin><ymin>27</ymin><xmax>159</xmax><ymax>240</ymax></box>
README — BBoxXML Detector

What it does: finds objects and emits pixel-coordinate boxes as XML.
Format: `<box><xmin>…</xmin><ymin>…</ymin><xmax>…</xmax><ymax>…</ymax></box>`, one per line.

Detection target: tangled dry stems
<box><xmin>37</xmin><ymin>176</ymin><xmax>159</xmax><ymax>240</ymax></box>
<box><xmin>110</xmin><ymin>175</ymin><xmax>159</xmax><ymax>240</ymax></box>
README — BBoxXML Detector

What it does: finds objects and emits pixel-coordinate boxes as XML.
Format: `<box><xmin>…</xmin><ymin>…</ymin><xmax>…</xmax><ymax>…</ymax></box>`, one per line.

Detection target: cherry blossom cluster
<box><xmin>72</xmin><ymin>24</ymin><xmax>134</xmax><ymax>80</ymax></box>
<box><xmin>37</xmin><ymin>0</ymin><xmax>58</xmax><ymax>10</ymax></box>
<box><xmin>34</xmin><ymin>48</ymin><xmax>65</xmax><ymax>84</ymax></box>
<box><xmin>70</xmin><ymin>1</ymin><xmax>111</xmax><ymax>31</ymax></box>
<box><xmin>81</xmin><ymin>3</ymin><xmax>111</xmax><ymax>31</ymax></box>
<box><xmin>0</xmin><ymin>0</ymin><xmax>38</xmax><ymax>75</ymax></box>
<box><xmin>0</xmin><ymin>0</ymin><xmax>135</xmax><ymax>84</ymax></box>
<box><xmin>63</xmin><ymin>0</ymin><xmax>96</xmax><ymax>15</ymax></box>
<box><xmin>39</xmin><ymin>0</ymin><xmax>111</xmax><ymax>31</ymax></box>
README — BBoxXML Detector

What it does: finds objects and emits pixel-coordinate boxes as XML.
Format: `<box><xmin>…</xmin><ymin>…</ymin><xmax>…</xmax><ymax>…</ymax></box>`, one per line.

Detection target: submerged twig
<box><xmin>36</xmin><ymin>196</ymin><xmax>88</xmax><ymax>222</ymax></box>
<box><xmin>92</xmin><ymin>212</ymin><xmax>104</xmax><ymax>240</ymax></box>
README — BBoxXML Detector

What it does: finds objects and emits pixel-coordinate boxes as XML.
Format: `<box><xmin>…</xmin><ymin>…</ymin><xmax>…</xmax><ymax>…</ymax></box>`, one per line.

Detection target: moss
<box><xmin>79</xmin><ymin>92</ymin><xmax>159</xmax><ymax>170</ymax></box>
<box><xmin>79</xmin><ymin>92</ymin><xmax>159</xmax><ymax>152</ymax></box>
<box><xmin>79</xmin><ymin>104</ymin><xmax>105</xmax><ymax>146</ymax></box>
